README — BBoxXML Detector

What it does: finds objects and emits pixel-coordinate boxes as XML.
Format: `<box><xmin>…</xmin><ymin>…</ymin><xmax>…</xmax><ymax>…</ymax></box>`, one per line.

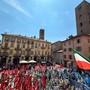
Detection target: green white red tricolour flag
<box><xmin>72</xmin><ymin>49</ymin><xmax>90</xmax><ymax>70</ymax></box>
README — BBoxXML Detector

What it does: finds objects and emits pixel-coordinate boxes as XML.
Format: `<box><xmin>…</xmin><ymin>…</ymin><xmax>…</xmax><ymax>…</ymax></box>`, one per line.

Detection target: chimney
<box><xmin>39</xmin><ymin>29</ymin><xmax>44</xmax><ymax>40</ymax></box>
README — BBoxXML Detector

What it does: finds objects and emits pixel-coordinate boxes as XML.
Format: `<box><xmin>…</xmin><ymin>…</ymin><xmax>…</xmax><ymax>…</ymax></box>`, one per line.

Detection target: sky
<box><xmin>0</xmin><ymin>0</ymin><xmax>89</xmax><ymax>43</ymax></box>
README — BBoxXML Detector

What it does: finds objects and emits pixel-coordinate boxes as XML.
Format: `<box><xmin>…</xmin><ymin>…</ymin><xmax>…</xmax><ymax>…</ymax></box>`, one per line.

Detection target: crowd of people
<box><xmin>0</xmin><ymin>63</ymin><xmax>90</xmax><ymax>90</ymax></box>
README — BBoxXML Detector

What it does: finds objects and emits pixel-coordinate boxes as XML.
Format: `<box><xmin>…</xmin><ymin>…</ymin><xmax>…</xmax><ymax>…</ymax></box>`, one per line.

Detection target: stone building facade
<box><xmin>62</xmin><ymin>34</ymin><xmax>90</xmax><ymax>67</ymax></box>
<box><xmin>0</xmin><ymin>32</ymin><xmax>51</xmax><ymax>65</ymax></box>
<box><xmin>75</xmin><ymin>0</ymin><xmax>90</xmax><ymax>35</ymax></box>
<box><xmin>51</xmin><ymin>41</ymin><xmax>63</xmax><ymax>63</ymax></box>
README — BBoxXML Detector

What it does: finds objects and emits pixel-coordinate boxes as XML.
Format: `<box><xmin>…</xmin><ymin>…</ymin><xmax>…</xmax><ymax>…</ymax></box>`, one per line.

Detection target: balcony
<box><xmin>14</xmin><ymin>53</ymin><xmax>21</xmax><ymax>57</ymax></box>
<box><xmin>15</xmin><ymin>47</ymin><xmax>21</xmax><ymax>50</ymax></box>
<box><xmin>41</xmin><ymin>46</ymin><xmax>45</xmax><ymax>49</ymax></box>
<box><xmin>26</xmin><ymin>48</ymin><xmax>32</xmax><ymax>51</ymax></box>
<box><xmin>1</xmin><ymin>46</ymin><xmax>9</xmax><ymax>49</ymax></box>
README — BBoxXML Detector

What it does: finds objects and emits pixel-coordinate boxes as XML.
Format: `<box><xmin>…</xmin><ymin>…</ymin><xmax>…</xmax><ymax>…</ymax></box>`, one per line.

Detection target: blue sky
<box><xmin>0</xmin><ymin>0</ymin><xmax>89</xmax><ymax>43</ymax></box>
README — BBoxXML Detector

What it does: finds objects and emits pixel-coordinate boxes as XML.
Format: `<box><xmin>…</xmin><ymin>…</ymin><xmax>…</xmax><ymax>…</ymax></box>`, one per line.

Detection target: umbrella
<box><xmin>19</xmin><ymin>60</ymin><xmax>28</xmax><ymax>64</ymax></box>
<box><xmin>28</xmin><ymin>60</ymin><xmax>37</xmax><ymax>63</ymax></box>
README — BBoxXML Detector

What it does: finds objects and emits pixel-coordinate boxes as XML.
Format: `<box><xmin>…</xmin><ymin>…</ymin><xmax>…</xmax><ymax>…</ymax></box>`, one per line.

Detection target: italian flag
<box><xmin>72</xmin><ymin>49</ymin><xmax>90</xmax><ymax>70</ymax></box>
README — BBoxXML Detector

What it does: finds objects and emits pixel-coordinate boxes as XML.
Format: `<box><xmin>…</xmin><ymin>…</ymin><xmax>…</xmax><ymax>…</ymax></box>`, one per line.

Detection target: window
<box><xmin>45</xmin><ymin>52</ymin><xmax>47</xmax><ymax>55</ymax></box>
<box><xmin>11</xmin><ymin>43</ymin><xmax>14</xmax><ymax>47</ymax></box>
<box><xmin>5</xmin><ymin>43</ymin><xmax>8</xmax><ymax>48</ymax></box>
<box><xmin>88</xmin><ymin>39</ymin><xmax>90</xmax><ymax>43</ymax></box>
<box><xmin>17</xmin><ymin>44</ymin><xmax>20</xmax><ymax>48</ymax></box>
<box><xmin>89</xmin><ymin>47</ymin><xmax>90</xmax><ymax>52</ymax></box>
<box><xmin>64</xmin><ymin>48</ymin><xmax>66</xmax><ymax>52</ymax></box>
<box><xmin>81</xmin><ymin>30</ymin><xmax>83</xmax><ymax>33</ymax></box>
<box><xmin>27</xmin><ymin>41</ymin><xmax>30</xmax><ymax>44</ymax></box>
<box><xmin>22</xmin><ymin>40</ymin><xmax>26</xmax><ymax>44</ymax></box>
<box><xmin>5</xmin><ymin>37</ymin><xmax>9</xmax><ymax>42</ymax></box>
<box><xmin>11</xmin><ymin>38</ymin><xmax>15</xmax><ymax>42</ymax></box>
<box><xmin>80</xmin><ymin>22</ymin><xmax>83</xmax><ymax>26</ymax></box>
<box><xmin>42</xmin><ymin>43</ymin><xmax>44</xmax><ymax>47</ymax></box>
<box><xmin>64</xmin><ymin>55</ymin><xmax>66</xmax><ymax>59</ymax></box>
<box><xmin>69</xmin><ymin>55</ymin><xmax>72</xmax><ymax>59</ymax></box>
<box><xmin>77</xmin><ymin>39</ymin><xmax>80</xmax><ymax>43</ymax></box>
<box><xmin>89</xmin><ymin>21</ymin><xmax>90</xmax><ymax>24</ymax></box>
<box><xmin>23</xmin><ymin>44</ymin><xmax>25</xmax><ymax>48</ymax></box>
<box><xmin>76</xmin><ymin>46</ymin><xmax>82</xmax><ymax>51</ymax></box>
<box><xmin>79</xmin><ymin>14</ymin><xmax>82</xmax><ymax>19</ymax></box>
<box><xmin>17</xmin><ymin>39</ymin><xmax>21</xmax><ymax>43</ymax></box>
<box><xmin>68</xmin><ymin>48</ymin><xmax>72</xmax><ymax>51</ymax></box>
<box><xmin>31</xmin><ymin>41</ymin><xmax>34</xmax><ymax>45</ymax></box>
<box><xmin>3</xmin><ymin>51</ymin><xmax>8</xmax><ymax>55</ymax></box>
<box><xmin>31</xmin><ymin>45</ymin><xmax>34</xmax><ymax>48</ymax></box>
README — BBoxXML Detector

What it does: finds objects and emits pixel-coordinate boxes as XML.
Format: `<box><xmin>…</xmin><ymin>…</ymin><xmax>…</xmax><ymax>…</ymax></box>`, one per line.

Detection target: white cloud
<box><xmin>0</xmin><ymin>8</ymin><xmax>22</xmax><ymax>22</ymax></box>
<box><xmin>2</xmin><ymin>0</ymin><xmax>33</xmax><ymax>18</ymax></box>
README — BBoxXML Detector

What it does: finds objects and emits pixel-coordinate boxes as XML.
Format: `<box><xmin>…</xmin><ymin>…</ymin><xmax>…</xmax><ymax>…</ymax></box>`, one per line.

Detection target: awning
<box><xmin>28</xmin><ymin>60</ymin><xmax>37</xmax><ymax>63</ymax></box>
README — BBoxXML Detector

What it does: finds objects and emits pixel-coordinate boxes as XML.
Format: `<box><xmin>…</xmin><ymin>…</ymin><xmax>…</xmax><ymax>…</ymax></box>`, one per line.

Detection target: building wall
<box><xmin>51</xmin><ymin>41</ymin><xmax>63</xmax><ymax>63</ymax></box>
<box><xmin>62</xmin><ymin>34</ymin><xmax>90</xmax><ymax>67</ymax></box>
<box><xmin>0</xmin><ymin>44</ymin><xmax>2</xmax><ymax>60</ymax></box>
<box><xmin>54</xmin><ymin>51</ymin><xmax>63</xmax><ymax>64</ymax></box>
<box><xmin>75</xmin><ymin>0</ymin><xmax>90</xmax><ymax>35</ymax></box>
<box><xmin>1</xmin><ymin>33</ymin><xmax>51</xmax><ymax>65</ymax></box>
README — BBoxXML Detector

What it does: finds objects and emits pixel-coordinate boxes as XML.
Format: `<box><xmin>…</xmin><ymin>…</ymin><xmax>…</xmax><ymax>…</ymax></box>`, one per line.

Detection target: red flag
<box><xmin>14</xmin><ymin>69</ymin><xmax>18</xmax><ymax>75</ymax></box>
<box><xmin>14</xmin><ymin>76</ymin><xmax>19</xmax><ymax>83</ymax></box>
<box><xmin>9</xmin><ymin>87</ymin><xmax>14</xmax><ymax>90</ymax></box>
<box><xmin>34</xmin><ymin>79</ymin><xmax>39</xmax><ymax>90</ymax></box>
<box><xmin>42</xmin><ymin>74</ymin><xmax>47</xmax><ymax>88</ymax></box>
<box><xmin>7</xmin><ymin>69</ymin><xmax>11</xmax><ymax>74</ymax></box>
<box><xmin>15</xmin><ymin>82</ymin><xmax>21</xmax><ymax>90</ymax></box>
<box><xmin>1</xmin><ymin>81</ymin><xmax>5</xmax><ymax>90</ymax></box>
<box><xmin>59</xmin><ymin>64</ymin><xmax>63</xmax><ymax>68</ymax></box>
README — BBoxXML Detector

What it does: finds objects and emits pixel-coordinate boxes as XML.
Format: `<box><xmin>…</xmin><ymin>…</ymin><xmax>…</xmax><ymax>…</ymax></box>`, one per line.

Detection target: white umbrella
<box><xmin>41</xmin><ymin>61</ymin><xmax>46</xmax><ymax>63</ymax></box>
<box><xmin>19</xmin><ymin>60</ymin><xmax>28</xmax><ymax>64</ymax></box>
<box><xmin>28</xmin><ymin>60</ymin><xmax>37</xmax><ymax>63</ymax></box>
